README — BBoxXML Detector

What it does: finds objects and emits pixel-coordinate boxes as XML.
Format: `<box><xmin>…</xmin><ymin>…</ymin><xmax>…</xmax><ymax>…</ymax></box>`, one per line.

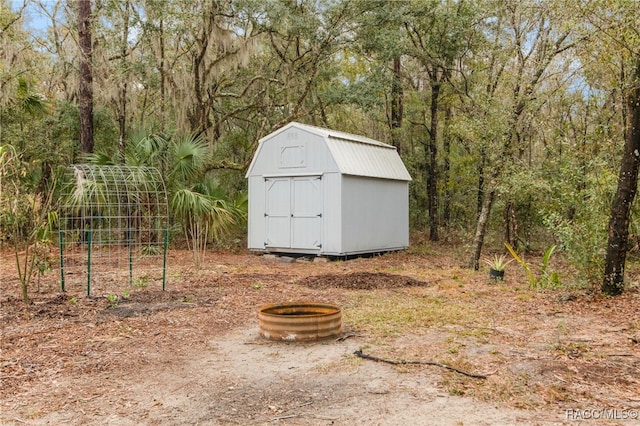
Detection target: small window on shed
<box><xmin>280</xmin><ymin>144</ymin><xmax>305</xmax><ymax>168</ymax></box>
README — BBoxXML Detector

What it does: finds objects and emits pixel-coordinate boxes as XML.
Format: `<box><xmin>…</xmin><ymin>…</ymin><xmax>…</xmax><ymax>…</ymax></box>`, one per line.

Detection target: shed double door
<box><xmin>265</xmin><ymin>176</ymin><xmax>322</xmax><ymax>251</ymax></box>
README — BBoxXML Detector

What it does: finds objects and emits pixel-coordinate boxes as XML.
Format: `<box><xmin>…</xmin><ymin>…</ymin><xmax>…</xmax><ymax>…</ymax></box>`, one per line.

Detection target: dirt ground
<box><xmin>1</xmin><ymin>247</ymin><xmax>640</xmax><ymax>425</ymax></box>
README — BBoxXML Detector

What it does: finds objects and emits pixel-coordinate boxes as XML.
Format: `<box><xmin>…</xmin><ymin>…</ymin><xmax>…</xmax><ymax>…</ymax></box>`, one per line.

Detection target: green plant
<box><xmin>69</xmin><ymin>297</ymin><xmax>78</xmax><ymax>305</ymax></box>
<box><xmin>1</xmin><ymin>146</ymin><xmax>58</xmax><ymax>303</ymax></box>
<box><xmin>33</xmin><ymin>237</ymin><xmax>54</xmax><ymax>292</ymax></box>
<box><xmin>483</xmin><ymin>254</ymin><xmax>513</xmax><ymax>271</ymax></box>
<box><xmin>544</xmin><ymin>212</ymin><xmax>605</xmax><ymax>287</ymax></box>
<box><xmin>541</xmin><ymin>165</ymin><xmax>613</xmax><ymax>288</ymax></box>
<box><xmin>133</xmin><ymin>276</ymin><xmax>149</xmax><ymax>288</ymax></box>
<box><xmin>106</xmin><ymin>294</ymin><xmax>119</xmax><ymax>307</ymax></box>
<box><xmin>505</xmin><ymin>243</ymin><xmax>561</xmax><ymax>290</ymax></box>
<box><xmin>140</xmin><ymin>245</ymin><xmax>161</xmax><ymax>256</ymax></box>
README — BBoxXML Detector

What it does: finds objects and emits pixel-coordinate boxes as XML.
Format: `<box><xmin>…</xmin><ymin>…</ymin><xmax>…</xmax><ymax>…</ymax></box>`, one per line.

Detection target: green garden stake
<box><xmin>58</xmin><ymin>230</ymin><xmax>65</xmax><ymax>292</ymax></box>
<box><xmin>128</xmin><ymin>228</ymin><xmax>133</xmax><ymax>286</ymax></box>
<box><xmin>87</xmin><ymin>229</ymin><xmax>92</xmax><ymax>297</ymax></box>
<box><xmin>162</xmin><ymin>227</ymin><xmax>168</xmax><ymax>291</ymax></box>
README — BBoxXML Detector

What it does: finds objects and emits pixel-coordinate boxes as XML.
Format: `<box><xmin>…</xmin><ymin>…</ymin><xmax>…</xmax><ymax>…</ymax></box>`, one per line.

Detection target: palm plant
<box><xmin>483</xmin><ymin>254</ymin><xmax>513</xmax><ymax>271</ymax></box>
<box><xmin>1</xmin><ymin>80</ymin><xmax>54</xmax><ymax>304</ymax></box>
<box><xmin>1</xmin><ymin>144</ymin><xmax>57</xmax><ymax>303</ymax></box>
<box><xmin>174</xmin><ymin>174</ymin><xmax>246</xmax><ymax>266</ymax></box>
<box><xmin>83</xmin><ymin>130</ymin><xmax>245</xmax><ymax>266</ymax></box>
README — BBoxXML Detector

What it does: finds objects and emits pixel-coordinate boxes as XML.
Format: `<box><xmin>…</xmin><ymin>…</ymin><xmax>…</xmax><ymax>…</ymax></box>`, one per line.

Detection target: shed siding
<box><xmin>248</xmin><ymin>130</ymin><xmax>337</xmax><ymax>177</ymax></box>
<box><xmin>247</xmin><ymin>176</ymin><xmax>266</xmax><ymax>249</ymax></box>
<box><xmin>340</xmin><ymin>175</ymin><xmax>409</xmax><ymax>254</ymax></box>
<box><xmin>321</xmin><ymin>172</ymin><xmax>342</xmax><ymax>254</ymax></box>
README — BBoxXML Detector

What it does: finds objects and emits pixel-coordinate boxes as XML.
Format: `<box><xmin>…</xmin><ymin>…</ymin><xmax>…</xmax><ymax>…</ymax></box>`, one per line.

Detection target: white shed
<box><xmin>245</xmin><ymin>122</ymin><xmax>412</xmax><ymax>256</ymax></box>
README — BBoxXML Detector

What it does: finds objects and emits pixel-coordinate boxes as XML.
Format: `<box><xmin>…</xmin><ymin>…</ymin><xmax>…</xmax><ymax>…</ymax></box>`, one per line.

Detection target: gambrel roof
<box><xmin>246</xmin><ymin>122</ymin><xmax>412</xmax><ymax>181</ymax></box>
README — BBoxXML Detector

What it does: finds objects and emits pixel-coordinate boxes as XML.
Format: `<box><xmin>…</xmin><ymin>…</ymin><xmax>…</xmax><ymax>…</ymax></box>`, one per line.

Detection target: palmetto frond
<box><xmin>81</xmin><ymin>152</ymin><xmax>117</xmax><ymax>165</ymax></box>
<box><xmin>192</xmin><ymin>177</ymin><xmax>247</xmax><ymax>233</ymax></box>
<box><xmin>16</xmin><ymin>78</ymin><xmax>48</xmax><ymax>117</ymax></box>
<box><xmin>232</xmin><ymin>191</ymin><xmax>248</xmax><ymax>215</ymax></box>
<box><xmin>169</xmin><ymin>133</ymin><xmax>208</xmax><ymax>184</ymax></box>
<box><xmin>171</xmin><ymin>188</ymin><xmax>212</xmax><ymax>220</ymax></box>
<box><xmin>124</xmin><ymin>132</ymin><xmax>169</xmax><ymax>167</ymax></box>
<box><xmin>171</xmin><ymin>185</ymin><xmax>240</xmax><ymax>252</ymax></box>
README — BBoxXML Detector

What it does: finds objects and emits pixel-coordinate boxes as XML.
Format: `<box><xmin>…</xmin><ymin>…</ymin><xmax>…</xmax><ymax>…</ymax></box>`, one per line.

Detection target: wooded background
<box><xmin>2</xmin><ymin>0</ymin><xmax>640</xmax><ymax>296</ymax></box>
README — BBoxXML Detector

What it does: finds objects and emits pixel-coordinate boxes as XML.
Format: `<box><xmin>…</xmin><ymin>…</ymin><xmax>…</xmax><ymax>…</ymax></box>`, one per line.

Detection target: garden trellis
<box><xmin>58</xmin><ymin>165</ymin><xmax>169</xmax><ymax>296</ymax></box>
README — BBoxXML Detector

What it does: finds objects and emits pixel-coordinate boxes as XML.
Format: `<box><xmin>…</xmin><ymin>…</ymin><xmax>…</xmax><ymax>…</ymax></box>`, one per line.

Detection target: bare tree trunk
<box><xmin>427</xmin><ymin>78</ymin><xmax>440</xmax><ymax>241</ymax></box>
<box><xmin>78</xmin><ymin>0</ymin><xmax>93</xmax><ymax>153</ymax></box>
<box><xmin>602</xmin><ymin>58</ymin><xmax>640</xmax><ymax>296</ymax></box>
<box><xmin>159</xmin><ymin>18</ymin><xmax>166</xmax><ymax>131</ymax></box>
<box><xmin>390</xmin><ymin>56</ymin><xmax>403</xmax><ymax>154</ymax></box>
<box><xmin>504</xmin><ymin>201</ymin><xmax>517</xmax><ymax>248</ymax></box>
<box><xmin>117</xmin><ymin>0</ymin><xmax>131</xmax><ymax>155</ymax></box>
<box><xmin>443</xmin><ymin>106</ymin><xmax>452</xmax><ymax>226</ymax></box>
<box><xmin>476</xmin><ymin>145</ymin><xmax>486</xmax><ymax>217</ymax></box>
<box><xmin>469</xmin><ymin>186</ymin><xmax>495</xmax><ymax>270</ymax></box>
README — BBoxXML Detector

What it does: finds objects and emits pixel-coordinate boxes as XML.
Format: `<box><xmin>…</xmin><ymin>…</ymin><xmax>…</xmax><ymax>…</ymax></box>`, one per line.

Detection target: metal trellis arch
<box><xmin>58</xmin><ymin>164</ymin><xmax>169</xmax><ymax>296</ymax></box>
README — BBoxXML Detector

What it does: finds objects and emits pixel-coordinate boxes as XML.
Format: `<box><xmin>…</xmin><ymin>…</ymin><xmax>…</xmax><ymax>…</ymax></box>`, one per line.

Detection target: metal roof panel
<box><xmin>325</xmin><ymin>137</ymin><xmax>412</xmax><ymax>181</ymax></box>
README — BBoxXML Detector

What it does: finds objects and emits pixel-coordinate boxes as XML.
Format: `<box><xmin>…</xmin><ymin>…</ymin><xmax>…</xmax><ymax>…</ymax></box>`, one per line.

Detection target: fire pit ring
<box><xmin>258</xmin><ymin>302</ymin><xmax>342</xmax><ymax>341</ymax></box>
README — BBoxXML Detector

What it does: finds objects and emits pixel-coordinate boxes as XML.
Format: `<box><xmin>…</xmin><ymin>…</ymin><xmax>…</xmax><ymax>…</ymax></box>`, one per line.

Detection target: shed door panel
<box><xmin>291</xmin><ymin>177</ymin><xmax>322</xmax><ymax>249</ymax></box>
<box><xmin>265</xmin><ymin>178</ymin><xmax>291</xmax><ymax>247</ymax></box>
<box><xmin>264</xmin><ymin>176</ymin><xmax>322</xmax><ymax>251</ymax></box>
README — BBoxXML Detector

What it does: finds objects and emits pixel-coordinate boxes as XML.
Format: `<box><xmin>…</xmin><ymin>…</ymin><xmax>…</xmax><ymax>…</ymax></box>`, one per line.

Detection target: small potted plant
<box><xmin>484</xmin><ymin>254</ymin><xmax>513</xmax><ymax>281</ymax></box>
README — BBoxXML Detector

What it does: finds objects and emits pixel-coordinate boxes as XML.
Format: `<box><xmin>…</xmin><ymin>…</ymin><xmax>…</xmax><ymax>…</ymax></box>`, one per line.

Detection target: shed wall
<box><xmin>247</xmin><ymin>176</ymin><xmax>266</xmax><ymax>250</ymax></box>
<box><xmin>321</xmin><ymin>172</ymin><xmax>342</xmax><ymax>254</ymax></box>
<box><xmin>247</xmin><ymin>129</ymin><xmax>337</xmax><ymax>177</ymax></box>
<box><xmin>339</xmin><ymin>175</ymin><xmax>409</xmax><ymax>254</ymax></box>
<box><xmin>247</xmin><ymin>128</ymin><xmax>341</xmax><ymax>253</ymax></box>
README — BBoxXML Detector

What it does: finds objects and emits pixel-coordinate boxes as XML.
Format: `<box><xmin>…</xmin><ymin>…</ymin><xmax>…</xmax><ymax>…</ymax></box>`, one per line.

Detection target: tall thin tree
<box><xmin>602</xmin><ymin>57</ymin><xmax>640</xmax><ymax>295</ymax></box>
<box><xmin>390</xmin><ymin>56</ymin><xmax>404</xmax><ymax>154</ymax></box>
<box><xmin>78</xmin><ymin>0</ymin><xmax>94</xmax><ymax>153</ymax></box>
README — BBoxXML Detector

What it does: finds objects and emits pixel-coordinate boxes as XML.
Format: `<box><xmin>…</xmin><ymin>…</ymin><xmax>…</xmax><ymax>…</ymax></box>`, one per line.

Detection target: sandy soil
<box><xmin>1</xmin><ymin>248</ymin><xmax>639</xmax><ymax>425</ymax></box>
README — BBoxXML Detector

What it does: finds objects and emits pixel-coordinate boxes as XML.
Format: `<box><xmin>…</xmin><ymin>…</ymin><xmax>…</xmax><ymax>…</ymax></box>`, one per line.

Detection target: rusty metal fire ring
<box><xmin>258</xmin><ymin>302</ymin><xmax>342</xmax><ymax>341</ymax></box>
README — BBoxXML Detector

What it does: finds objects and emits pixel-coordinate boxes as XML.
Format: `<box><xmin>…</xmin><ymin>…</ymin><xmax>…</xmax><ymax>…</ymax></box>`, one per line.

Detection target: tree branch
<box><xmin>354</xmin><ymin>350</ymin><xmax>488</xmax><ymax>379</ymax></box>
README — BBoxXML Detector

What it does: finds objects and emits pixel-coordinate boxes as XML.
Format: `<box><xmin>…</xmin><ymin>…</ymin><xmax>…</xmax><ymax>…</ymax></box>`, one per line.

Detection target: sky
<box><xmin>9</xmin><ymin>0</ymin><xmax>58</xmax><ymax>37</ymax></box>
